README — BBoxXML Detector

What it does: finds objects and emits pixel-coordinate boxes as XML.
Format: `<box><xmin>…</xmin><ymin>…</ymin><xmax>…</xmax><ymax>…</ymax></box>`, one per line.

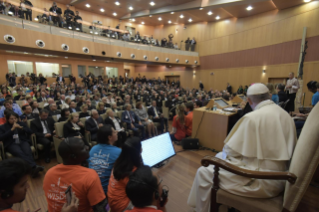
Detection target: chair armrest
<box><xmin>0</xmin><ymin>141</ymin><xmax>4</xmax><ymax>161</ymax></box>
<box><xmin>201</xmin><ymin>157</ymin><xmax>297</xmax><ymax>184</ymax></box>
<box><xmin>30</xmin><ymin>134</ymin><xmax>38</xmax><ymax>159</ymax></box>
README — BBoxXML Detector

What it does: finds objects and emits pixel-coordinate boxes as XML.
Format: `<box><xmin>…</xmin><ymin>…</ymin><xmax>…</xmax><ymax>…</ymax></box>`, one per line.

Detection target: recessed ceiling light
<box><xmin>199</xmin><ymin>8</ymin><xmax>203</xmax><ymax>10</ymax></box>
<box><xmin>93</xmin><ymin>59</ymin><xmax>96</xmax><ymax>61</ymax></box>
<box><xmin>141</xmin><ymin>22</ymin><xmax>145</xmax><ymax>24</ymax></box>
<box><xmin>180</xmin><ymin>14</ymin><xmax>184</xmax><ymax>18</ymax></box>
<box><xmin>115</xmin><ymin>1</ymin><xmax>120</xmax><ymax>5</ymax></box>
<box><xmin>246</xmin><ymin>6</ymin><xmax>253</xmax><ymax>10</ymax></box>
<box><xmin>100</xmin><ymin>8</ymin><xmax>105</xmax><ymax>12</ymax></box>
<box><xmin>150</xmin><ymin>2</ymin><xmax>155</xmax><ymax>6</ymax></box>
<box><xmin>85</xmin><ymin>4</ymin><xmax>90</xmax><ymax>8</ymax></box>
<box><xmin>129</xmin><ymin>6</ymin><xmax>133</xmax><ymax>10</ymax></box>
<box><xmin>65</xmin><ymin>56</ymin><xmax>68</xmax><ymax>59</ymax></box>
<box><xmin>168</xmin><ymin>20</ymin><xmax>172</xmax><ymax>24</ymax></box>
<box><xmin>207</xmin><ymin>11</ymin><xmax>213</xmax><ymax>15</ymax></box>
<box><xmin>149</xmin><ymin>15</ymin><xmax>152</xmax><ymax>17</ymax></box>
<box><xmin>132</xmin><ymin>18</ymin><xmax>135</xmax><ymax>22</ymax></box>
<box><xmin>158</xmin><ymin>17</ymin><xmax>162</xmax><ymax>20</ymax></box>
<box><xmin>113</xmin><ymin>12</ymin><xmax>117</xmax><ymax>16</ymax></box>
<box><xmin>129</xmin><ymin>23</ymin><xmax>132</xmax><ymax>26</ymax></box>
<box><xmin>171</xmin><ymin>12</ymin><xmax>174</xmax><ymax>14</ymax></box>
<box><xmin>188</xmin><ymin>18</ymin><xmax>192</xmax><ymax>22</ymax></box>
<box><xmin>216</xmin><ymin>16</ymin><xmax>220</xmax><ymax>20</ymax></box>
<box><xmin>304</xmin><ymin>0</ymin><xmax>311</xmax><ymax>2</ymax></box>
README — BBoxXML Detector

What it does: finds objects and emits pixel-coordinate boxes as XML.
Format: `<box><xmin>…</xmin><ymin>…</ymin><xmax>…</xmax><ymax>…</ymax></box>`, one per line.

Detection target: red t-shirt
<box><xmin>172</xmin><ymin>115</ymin><xmax>191</xmax><ymax>141</ymax></box>
<box><xmin>1</xmin><ymin>209</ymin><xmax>18</xmax><ymax>212</ymax></box>
<box><xmin>43</xmin><ymin>164</ymin><xmax>106</xmax><ymax>212</ymax></box>
<box><xmin>108</xmin><ymin>167</ymin><xmax>137</xmax><ymax>212</ymax></box>
<box><xmin>126</xmin><ymin>207</ymin><xmax>163</xmax><ymax>212</ymax></box>
<box><xmin>186</xmin><ymin>111</ymin><xmax>193</xmax><ymax>136</ymax></box>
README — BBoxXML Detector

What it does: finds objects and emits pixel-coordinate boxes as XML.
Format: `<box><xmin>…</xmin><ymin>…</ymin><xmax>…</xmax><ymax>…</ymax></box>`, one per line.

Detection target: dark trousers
<box><xmin>170</xmin><ymin>134</ymin><xmax>178</xmax><ymax>141</ymax></box>
<box><xmin>295</xmin><ymin>120</ymin><xmax>305</xmax><ymax>138</ymax></box>
<box><xmin>75</xmin><ymin>22</ymin><xmax>83</xmax><ymax>32</ymax></box>
<box><xmin>185</xmin><ymin>43</ymin><xmax>190</xmax><ymax>51</ymax></box>
<box><xmin>6</xmin><ymin>141</ymin><xmax>36</xmax><ymax>167</ymax></box>
<box><xmin>288</xmin><ymin>93</ymin><xmax>297</xmax><ymax>112</ymax></box>
<box><xmin>191</xmin><ymin>44</ymin><xmax>195</xmax><ymax>51</ymax></box>
<box><xmin>115</xmin><ymin>131</ymin><xmax>128</xmax><ymax>148</ymax></box>
<box><xmin>22</xmin><ymin>11</ymin><xmax>32</xmax><ymax>21</ymax></box>
<box><xmin>37</xmin><ymin>136</ymin><xmax>52</xmax><ymax>158</ymax></box>
<box><xmin>127</xmin><ymin>123</ymin><xmax>145</xmax><ymax>139</ymax></box>
<box><xmin>153</xmin><ymin>117</ymin><xmax>168</xmax><ymax>132</ymax></box>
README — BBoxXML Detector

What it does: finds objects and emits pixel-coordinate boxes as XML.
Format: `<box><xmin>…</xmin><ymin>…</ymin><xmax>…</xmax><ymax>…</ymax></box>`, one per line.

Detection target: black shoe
<box><xmin>32</xmin><ymin>165</ymin><xmax>43</xmax><ymax>178</ymax></box>
<box><xmin>45</xmin><ymin>157</ymin><xmax>51</xmax><ymax>163</ymax></box>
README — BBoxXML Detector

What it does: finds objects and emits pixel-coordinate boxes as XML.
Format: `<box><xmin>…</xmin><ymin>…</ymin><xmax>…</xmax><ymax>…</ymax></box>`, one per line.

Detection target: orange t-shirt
<box><xmin>172</xmin><ymin>115</ymin><xmax>189</xmax><ymax>141</ymax></box>
<box><xmin>108</xmin><ymin>167</ymin><xmax>137</xmax><ymax>212</ymax></box>
<box><xmin>43</xmin><ymin>164</ymin><xmax>106</xmax><ymax>212</ymax></box>
<box><xmin>186</xmin><ymin>111</ymin><xmax>193</xmax><ymax>136</ymax></box>
<box><xmin>1</xmin><ymin>209</ymin><xmax>18</xmax><ymax>212</ymax></box>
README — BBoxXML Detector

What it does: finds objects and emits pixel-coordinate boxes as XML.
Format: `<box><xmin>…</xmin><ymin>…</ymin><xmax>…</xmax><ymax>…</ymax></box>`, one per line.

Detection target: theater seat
<box><xmin>53</xmin><ymin>121</ymin><xmax>67</xmax><ymax>164</ymax></box>
<box><xmin>81</xmin><ymin>117</ymin><xmax>97</xmax><ymax>146</ymax></box>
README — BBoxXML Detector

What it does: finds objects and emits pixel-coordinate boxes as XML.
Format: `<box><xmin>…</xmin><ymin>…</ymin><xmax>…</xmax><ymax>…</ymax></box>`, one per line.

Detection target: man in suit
<box><xmin>0</xmin><ymin>111</ymin><xmax>44</xmax><ymax>177</ymax></box>
<box><xmin>56</xmin><ymin>74</ymin><xmax>64</xmax><ymax>84</ymax></box>
<box><xmin>105</xmin><ymin>109</ymin><xmax>127</xmax><ymax>147</ymax></box>
<box><xmin>85</xmin><ymin>99</ymin><xmax>95</xmax><ymax>110</ymax></box>
<box><xmin>74</xmin><ymin>11</ymin><xmax>83</xmax><ymax>32</ymax></box>
<box><xmin>56</xmin><ymin>94</ymin><xmax>66</xmax><ymax>109</ymax></box>
<box><xmin>190</xmin><ymin>37</ymin><xmax>196</xmax><ymax>51</ymax></box>
<box><xmin>31</xmin><ymin>110</ymin><xmax>56</xmax><ymax>163</ymax></box>
<box><xmin>44</xmin><ymin>98</ymin><xmax>55</xmax><ymax>111</ymax></box>
<box><xmin>148</xmin><ymin>100</ymin><xmax>168</xmax><ymax>133</ymax></box>
<box><xmin>277</xmin><ymin>83</ymin><xmax>288</xmax><ymax>103</ymax></box>
<box><xmin>48</xmin><ymin>103</ymin><xmax>60</xmax><ymax>117</ymax></box>
<box><xmin>64</xmin><ymin>4</ymin><xmax>75</xmax><ymax>29</ymax></box>
<box><xmin>69</xmin><ymin>101</ymin><xmax>78</xmax><ymax>113</ymax></box>
<box><xmin>20</xmin><ymin>105</ymin><xmax>38</xmax><ymax>121</ymax></box>
<box><xmin>37</xmin><ymin>91</ymin><xmax>47</xmax><ymax>103</ymax></box>
<box><xmin>85</xmin><ymin>110</ymin><xmax>104</xmax><ymax>141</ymax></box>
<box><xmin>13</xmin><ymin>89</ymin><xmax>24</xmax><ymax>101</ymax></box>
<box><xmin>226</xmin><ymin>83</ymin><xmax>232</xmax><ymax>94</ymax></box>
<box><xmin>49</xmin><ymin>2</ymin><xmax>63</xmax><ymax>27</ymax></box>
<box><xmin>122</xmin><ymin>104</ymin><xmax>145</xmax><ymax>139</ymax></box>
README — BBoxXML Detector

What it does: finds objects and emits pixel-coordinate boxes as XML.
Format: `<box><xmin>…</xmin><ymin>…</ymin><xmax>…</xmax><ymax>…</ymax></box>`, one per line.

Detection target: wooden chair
<box><xmin>53</xmin><ymin>121</ymin><xmax>67</xmax><ymax>164</ymax></box>
<box><xmin>81</xmin><ymin>117</ymin><xmax>97</xmax><ymax>146</ymax></box>
<box><xmin>201</xmin><ymin>103</ymin><xmax>319</xmax><ymax>212</ymax></box>
<box><xmin>15</xmin><ymin>100</ymin><xmax>27</xmax><ymax>108</ymax></box>
<box><xmin>0</xmin><ymin>142</ymin><xmax>4</xmax><ymax>161</ymax></box>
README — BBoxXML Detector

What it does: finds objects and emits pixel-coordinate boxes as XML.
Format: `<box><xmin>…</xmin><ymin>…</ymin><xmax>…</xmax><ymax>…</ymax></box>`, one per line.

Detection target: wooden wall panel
<box><xmin>153</xmin><ymin>2</ymin><xmax>319</xmax><ymax>56</ymax></box>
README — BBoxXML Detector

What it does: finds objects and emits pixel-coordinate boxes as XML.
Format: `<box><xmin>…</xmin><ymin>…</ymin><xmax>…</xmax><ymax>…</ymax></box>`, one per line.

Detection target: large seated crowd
<box><xmin>0</xmin><ymin>70</ymin><xmax>318</xmax><ymax>212</ymax></box>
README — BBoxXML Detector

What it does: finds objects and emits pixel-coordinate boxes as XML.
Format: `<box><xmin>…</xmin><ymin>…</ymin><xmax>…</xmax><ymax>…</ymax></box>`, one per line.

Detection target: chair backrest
<box><xmin>55</xmin><ymin>121</ymin><xmax>67</xmax><ymax>138</ymax></box>
<box><xmin>16</xmin><ymin>100</ymin><xmax>27</xmax><ymax>108</ymax></box>
<box><xmin>283</xmin><ymin>103</ymin><xmax>319</xmax><ymax>211</ymax></box>
<box><xmin>38</xmin><ymin>102</ymin><xmax>45</xmax><ymax>109</ymax></box>
<box><xmin>27</xmin><ymin>119</ymin><xmax>34</xmax><ymax>128</ymax></box>
<box><xmin>52</xmin><ymin>114</ymin><xmax>61</xmax><ymax>122</ymax></box>
<box><xmin>100</xmin><ymin>113</ymin><xmax>107</xmax><ymax>121</ymax></box>
<box><xmin>80</xmin><ymin>117</ymin><xmax>88</xmax><ymax>127</ymax></box>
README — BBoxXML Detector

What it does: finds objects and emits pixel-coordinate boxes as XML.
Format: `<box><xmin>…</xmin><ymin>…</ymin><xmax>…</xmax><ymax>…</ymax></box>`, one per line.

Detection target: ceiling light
<box><xmin>94</xmin><ymin>32</ymin><xmax>99</xmax><ymax>34</ymax></box>
<box><xmin>128</xmin><ymin>23</ymin><xmax>132</xmax><ymax>26</ymax></box>
<box><xmin>65</xmin><ymin>56</ymin><xmax>68</xmax><ymax>59</ymax></box>
<box><xmin>304</xmin><ymin>0</ymin><xmax>311</xmax><ymax>2</ymax></box>
<box><xmin>150</xmin><ymin>2</ymin><xmax>155</xmax><ymax>6</ymax></box>
<box><xmin>171</xmin><ymin>12</ymin><xmax>174</xmax><ymax>14</ymax></box>
<box><xmin>85</xmin><ymin>4</ymin><xmax>90</xmax><ymax>8</ymax></box>
<box><xmin>158</xmin><ymin>17</ymin><xmax>162</xmax><ymax>20</ymax></box>
<box><xmin>34</xmin><ymin>17</ymin><xmax>38</xmax><ymax>21</ymax></box>
<box><xmin>93</xmin><ymin>59</ymin><xmax>96</xmax><ymax>61</ymax></box>
<box><xmin>115</xmin><ymin>1</ymin><xmax>120</xmax><ymax>5</ymax></box>
<box><xmin>168</xmin><ymin>20</ymin><xmax>172</xmax><ymax>24</ymax></box>
<box><xmin>179</xmin><ymin>14</ymin><xmax>184</xmax><ymax>18</ymax></box>
<box><xmin>132</xmin><ymin>18</ymin><xmax>135</xmax><ymax>22</ymax></box>
<box><xmin>129</xmin><ymin>6</ymin><xmax>133</xmax><ymax>10</ymax></box>
<box><xmin>199</xmin><ymin>8</ymin><xmax>203</xmax><ymax>10</ymax></box>
<box><xmin>246</xmin><ymin>6</ymin><xmax>253</xmax><ymax>10</ymax></box>
<box><xmin>141</xmin><ymin>22</ymin><xmax>145</xmax><ymax>24</ymax></box>
<box><xmin>188</xmin><ymin>18</ymin><xmax>192</xmax><ymax>22</ymax></box>
<box><xmin>113</xmin><ymin>12</ymin><xmax>117</xmax><ymax>16</ymax></box>
<box><xmin>149</xmin><ymin>15</ymin><xmax>152</xmax><ymax>17</ymax></box>
<box><xmin>100</xmin><ymin>8</ymin><xmax>105</xmax><ymax>12</ymax></box>
<box><xmin>106</xmin><ymin>61</ymin><xmax>110</xmax><ymax>62</ymax></box>
<box><xmin>207</xmin><ymin>11</ymin><xmax>213</xmax><ymax>15</ymax></box>
<box><xmin>216</xmin><ymin>16</ymin><xmax>220</xmax><ymax>20</ymax></box>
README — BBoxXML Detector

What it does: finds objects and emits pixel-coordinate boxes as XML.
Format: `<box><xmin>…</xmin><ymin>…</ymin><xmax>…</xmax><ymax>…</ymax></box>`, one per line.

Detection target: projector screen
<box><xmin>141</xmin><ymin>132</ymin><xmax>176</xmax><ymax>167</ymax></box>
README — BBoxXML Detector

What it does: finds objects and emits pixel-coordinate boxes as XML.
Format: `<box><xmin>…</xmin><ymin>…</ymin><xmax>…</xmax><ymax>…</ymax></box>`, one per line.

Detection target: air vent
<box><xmin>143</xmin><ymin>55</ymin><xmax>148</xmax><ymax>60</ymax></box>
<box><xmin>155</xmin><ymin>57</ymin><xmax>159</xmax><ymax>61</ymax></box>
<box><xmin>194</xmin><ymin>60</ymin><xmax>198</xmax><ymax>64</ymax></box>
<box><xmin>4</xmin><ymin>35</ymin><xmax>15</xmax><ymax>44</ymax></box>
<box><xmin>61</xmin><ymin>44</ymin><xmax>69</xmax><ymax>51</ymax></box>
<box><xmin>83</xmin><ymin>47</ymin><xmax>89</xmax><ymax>54</ymax></box>
<box><xmin>131</xmin><ymin>54</ymin><xmax>135</xmax><ymax>59</ymax></box>
<box><xmin>176</xmin><ymin>59</ymin><xmax>179</xmax><ymax>63</ymax></box>
<box><xmin>117</xmin><ymin>52</ymin><xmax>122</xmax><ymax>57</ymax></box>
<box><xmin>36</xmin><ymin>40</ymin><xmax>45</xmax><ymax>48</ymax></box>
<box><xmin>166</xmin><ymin>58</ymin><xmax>170</xmax><ymax>62</ymax></box>
<box><xmin>185</xmin><ymin>59</ymin><xmax>189</xmax><ymax>64</ymax></box>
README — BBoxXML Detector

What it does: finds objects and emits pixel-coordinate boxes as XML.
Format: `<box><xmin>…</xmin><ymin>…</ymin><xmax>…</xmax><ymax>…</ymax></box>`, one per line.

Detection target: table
<box><xmin>191</xmin><ymin>107</ymin><xmax>239</xmax><ymax>151</ymax></box>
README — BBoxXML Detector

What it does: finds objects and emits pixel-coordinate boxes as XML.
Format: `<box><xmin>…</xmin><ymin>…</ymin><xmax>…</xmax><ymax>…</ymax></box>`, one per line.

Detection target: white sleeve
<box><xmin>170</xmin><ymin>127</ymin><xmax>177</xmax><ymax>134</ymax></box>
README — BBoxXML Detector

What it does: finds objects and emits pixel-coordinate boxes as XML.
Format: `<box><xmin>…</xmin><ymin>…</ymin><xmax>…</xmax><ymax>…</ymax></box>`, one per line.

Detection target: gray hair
<box><xmin>91</xmin><ymin>109</ymin><xmax>98</xmax><ymax>117</ymax></box>
<box><xmin>124</xmin><ymin>104</ymin><xmax>131</xmax><ymax>110</ymax></box>
<box><xmin>49</xmin><ymin>103</ymin><xmax>56</xmax><ymax>108</ymax></box>
<box><xmin>247</xmin><ymin>93</ymin><xmax>270</xmax><ymax>104</ymax></box>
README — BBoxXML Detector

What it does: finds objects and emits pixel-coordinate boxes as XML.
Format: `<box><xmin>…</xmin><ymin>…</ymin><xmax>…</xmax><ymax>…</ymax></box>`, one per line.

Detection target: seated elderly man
<box><xmin>187</xmin><ymin>83</ymin><xmax>297</xmax><ymax>212</ymax></box>
<box><xmin>44</xmin><ymin>98</ymin><xmax>55</xmax><ymax>110</ymax></box>
<box><xmin>48</xmin><ymin>103</ymin><xmax>60</xmax><ymax>117</ymax></box>
<box><xmin>121</xmin><ymin>104</ymin><xmax>145</xmax><ymax>139</ymax></box>
<box><xmin>85</xmin><ymin>109</ymin><xmax>104</xmax><ymax>141</ymax></box>
<box><xmin>20</xmin><ymin>104</ymin><xmax>38</xmax><ymax>120</ymax></box>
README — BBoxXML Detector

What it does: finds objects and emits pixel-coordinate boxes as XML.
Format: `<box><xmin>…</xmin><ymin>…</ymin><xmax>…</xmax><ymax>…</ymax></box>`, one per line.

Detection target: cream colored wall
<box><xmin>154</xmin><ymin>2</ymin><xmax>319</xmax><ymax>56</ymax></box>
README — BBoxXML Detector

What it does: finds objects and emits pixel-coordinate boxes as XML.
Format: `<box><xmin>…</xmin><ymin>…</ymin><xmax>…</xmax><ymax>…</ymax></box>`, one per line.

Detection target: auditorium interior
<box><xmin>0</xmin><ymin>0</ymin><xmax>319</xmax><ymax>212</ymax></box>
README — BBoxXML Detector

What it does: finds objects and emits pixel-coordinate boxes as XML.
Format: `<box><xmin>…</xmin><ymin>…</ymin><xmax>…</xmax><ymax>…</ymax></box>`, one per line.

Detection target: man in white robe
<box><xmin>187</xmin><ymin>83</ymin><xmax>297</xmax><ymax>212</ymax></box>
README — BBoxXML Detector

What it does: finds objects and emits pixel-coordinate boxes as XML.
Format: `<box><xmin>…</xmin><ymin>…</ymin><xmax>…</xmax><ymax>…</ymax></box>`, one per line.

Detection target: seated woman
<box><xmin>79</xmin><ymin>104</ymin><xmax>90</xmax><ymax>118</ymax></box>
<box><xmin>58</xmin><ymin>108</ymin><xmax>70</xmax><ymax>122</ymax></box>
<box><xmin>108</xmin><ymin>137</ymin><xmax>141</xmax><ymax>212</ymax></box>
<box><xmin>267</xmin><ymin>83</ymin><xmax>279</xmax><ymax>104</ymax></box>
<box><xmin>88</xmin><ymin>125</ymin><xmax>121</xmax><ymax>194</ymax></box>
<box><xmin>97</xmin><ymin>102</ymin><xmax>106</xmax><ymax>115</ymax></box>
<box><xmin>170</xmin><ymin>104</ymin><xmax>190</xmax><ymax>144</ymax></box>
<box><xmin>63</xmin><ymin>112</ymin><xmax>90</xmax><ymax>147</ymax></box>
<box><xmin>135</xmin><ymin>102</ymin><xmax>156</xmax><ymax>138</ymax></box>
<box><xmin>105</xmin><ymin>109</ymin><xmax>127</xmax><ymax>147</ymax></box>
<box><xmin>111</xmin><ymin>102</ymin><xmax>119</xmax><ymax>114</ymax></box>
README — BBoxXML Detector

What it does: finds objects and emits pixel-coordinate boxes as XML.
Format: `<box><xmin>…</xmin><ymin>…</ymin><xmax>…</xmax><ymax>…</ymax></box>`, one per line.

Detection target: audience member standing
<box><xmin>285</xmin><ymin>72</ymin><xmax>300</xmax><ymax>112</ymax></box>
<box><xmin>190</xmin><ymin>37</ymin><xmax>196</xmax><ymax>51</ymax></box>
<box><xmin>226</xmin><ymin>83</ymin><xmax>232</xmax><ymax>94</ymax></box>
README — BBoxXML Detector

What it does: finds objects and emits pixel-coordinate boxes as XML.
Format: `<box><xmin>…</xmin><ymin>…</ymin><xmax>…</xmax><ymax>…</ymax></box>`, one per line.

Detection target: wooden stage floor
<box><xmin>12</xmin><ymin>144</ymin><xmax>319</xmax><ymax>212</ymax></box>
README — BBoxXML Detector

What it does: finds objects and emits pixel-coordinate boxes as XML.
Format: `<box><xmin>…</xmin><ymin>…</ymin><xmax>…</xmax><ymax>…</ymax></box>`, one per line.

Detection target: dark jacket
<box><xmin>104</xmin><ymin>116</ymin><xmax>123</xmax><ymax>129</ymax></box>
<box><xmin>49</xmin><ymin>109</ymin><xmax>61</xmax><ymax>117</ymax></box>
<box><xmin>147</xmin><ymin>106</ymin><xmax>162</xmax><ymax>118</ymax></box>
<box><xmin>85</xmin><ymin>117</ymin><xmax>104</xmax><ymax>138</ymax></box>
<box><xmin>63</xmin><ymin>121</ymin><xmax>83</xmax><ymax>138</ymax></box>
<box><xmin>20</xmin><ymin>113</ymin><xmax>38</xmax><ymax>120</ymax></box>
<box><xmin>0</xmin><ymin>122</ymin><xmax>32</xmax><ymax>148</ymax></box>
<box><xmin>79</xmin><ymin>112</ymin><xmax>90</xmax><ymax>118</ymax></box>
<box><xmin>37</xmin><ymin>97</ymin><xmax>47</xmax><ymax>103</ymax></box>
<box><xmin>278</xmin><ymin>91</ymin><xmax>289</xmax><ymax>103</ymax></box>
<box><xmin>121</xmin><ymin>110</ymin><xmax>140</xmax><ymax>124</ymax></box>
<box><xmin>56</xmin><ymin>76</ymin><xmax>65</xmax><ymax>83</ymax></box>
<box><xmin>30</xmin><ymin>117</ymin><xmax>55</xmax><ymax>139</ymax></box>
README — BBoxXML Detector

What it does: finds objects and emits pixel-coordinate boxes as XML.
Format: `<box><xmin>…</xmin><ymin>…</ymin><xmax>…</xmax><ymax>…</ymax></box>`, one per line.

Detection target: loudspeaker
<box><xmin>181</xmin><ymin>138</ymin><xmax>199</xmax><ymax>149</ymax></box>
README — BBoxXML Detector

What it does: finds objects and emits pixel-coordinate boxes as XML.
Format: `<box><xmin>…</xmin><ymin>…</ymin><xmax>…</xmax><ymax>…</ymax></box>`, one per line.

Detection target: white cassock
<box><xmin>187</xmin><ymin>100</ymin><xmax>297</xmax><ymax>212</ymax></box>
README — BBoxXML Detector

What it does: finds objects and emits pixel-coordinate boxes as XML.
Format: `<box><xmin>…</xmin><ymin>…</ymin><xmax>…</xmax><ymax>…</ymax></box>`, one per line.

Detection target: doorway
<box><xmin>165</xmin><ymin>75</ymin><xmax>180</xmax><ymax>84</ymax></box>
<box><xmin>125</xmin><ymin>26</ymin><xmax>135</xmax><ymax>36</ymax></box>
<box><xmin>124</xmin><ymin>69</ymin><xmax>130</xmax><ymax>78</ymax></box>
<box><xmin>268</xmin><ymin>77</ymin><xmax>288</xmax><ymax>85</ymax></box>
